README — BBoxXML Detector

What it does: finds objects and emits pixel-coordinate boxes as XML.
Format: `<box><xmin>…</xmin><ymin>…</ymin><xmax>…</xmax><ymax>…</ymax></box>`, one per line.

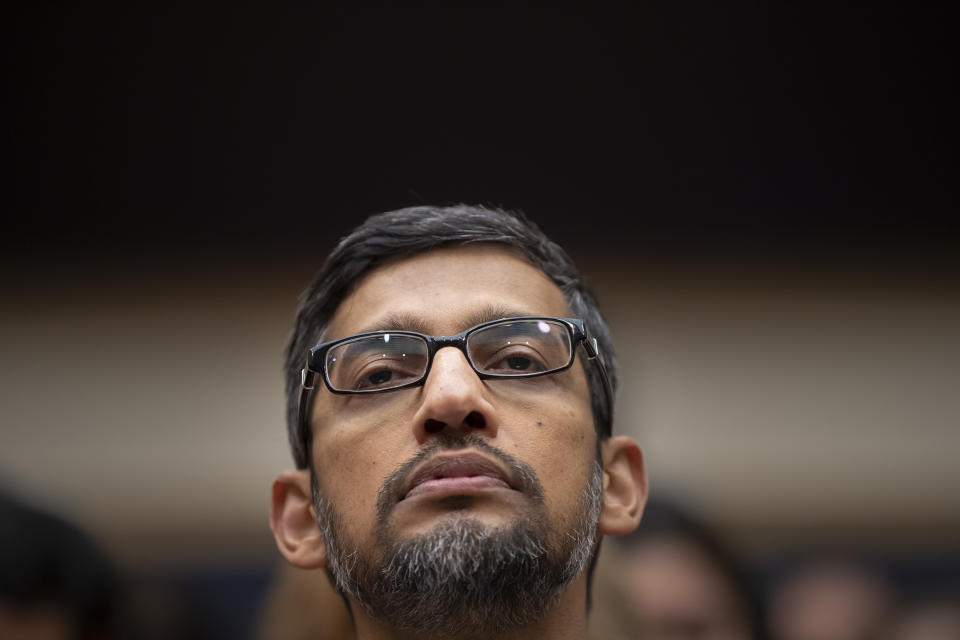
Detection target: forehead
<box><xmin>326</xmin><ymin>244</ymin><xmax>570</xmax><ymax>339</ymax></box>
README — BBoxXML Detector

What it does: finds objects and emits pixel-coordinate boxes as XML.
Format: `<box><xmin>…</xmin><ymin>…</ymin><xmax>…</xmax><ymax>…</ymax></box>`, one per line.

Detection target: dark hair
<box><xmin>284</xmin><ymin>204</ymin><xmax>618</xmax><ymax>468</ymax></box>
<box><xmin>0</xmin><ymin>492</ymin><xmax>120</xmax><ymax>639</ymax></box>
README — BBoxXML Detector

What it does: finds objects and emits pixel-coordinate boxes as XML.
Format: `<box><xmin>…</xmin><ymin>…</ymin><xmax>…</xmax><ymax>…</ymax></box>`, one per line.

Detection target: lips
<box><xmin>401</xmin><ymin>452</ymin><xmax>515</xmax><ymax>501</ymax></box>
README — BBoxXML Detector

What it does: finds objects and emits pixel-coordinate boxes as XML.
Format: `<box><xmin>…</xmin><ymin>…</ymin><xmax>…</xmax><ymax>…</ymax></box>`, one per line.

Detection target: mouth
<box><xmin>400</xmin><ymin>452</ymin><xmax>516</xmax><ymax>502</ymax></box>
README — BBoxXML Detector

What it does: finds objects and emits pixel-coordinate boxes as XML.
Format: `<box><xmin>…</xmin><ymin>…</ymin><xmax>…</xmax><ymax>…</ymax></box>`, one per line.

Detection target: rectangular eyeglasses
<box><xmin>299</xmin><ymin>317</ymin><xmax>612</xmax><ymax>427</ymax></box>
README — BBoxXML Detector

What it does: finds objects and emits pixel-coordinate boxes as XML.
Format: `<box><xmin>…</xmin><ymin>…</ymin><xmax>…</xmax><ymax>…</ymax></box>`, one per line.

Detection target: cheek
<box><xmin>536</xmin><ymin>425</ymin><xmax>595</xmax><ymax>517</ymax></box>
<box><xmin>502</xmin><ymin>377</ymin><xmax>596</xmax><ymax>518</ymax></box>
<box><xmin>315</xmin><ymin>435</ymin><xmax>380</xmax><ymax>518</ymax></box>
<box><xmin>310</xmin><ymin>396</ymin><xmax>418</xmax><ymax>532</ymax></box>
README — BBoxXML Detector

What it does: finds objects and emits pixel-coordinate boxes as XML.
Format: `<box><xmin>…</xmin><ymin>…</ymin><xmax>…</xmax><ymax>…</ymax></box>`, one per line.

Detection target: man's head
<box><xmin>271</xmin><ymin>205</ymin><xmax>647</xmax><ymax>638</ymax></box>
<box><xmin>283</xmin><ymin>205</ymin><xmax>618</xmax><ymax>466</ymax></box>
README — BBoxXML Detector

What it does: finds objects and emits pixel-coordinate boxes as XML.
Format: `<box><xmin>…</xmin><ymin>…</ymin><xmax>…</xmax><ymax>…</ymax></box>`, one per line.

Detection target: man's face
<box><xmin>309</xmin><ymin>244</ymin><xmax>600</xmax><ymax>596</ymax></box>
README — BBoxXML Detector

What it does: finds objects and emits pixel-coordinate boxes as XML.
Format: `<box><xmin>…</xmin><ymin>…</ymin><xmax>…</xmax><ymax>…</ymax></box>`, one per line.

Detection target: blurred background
<box><xmin>3</xmin><ymin>3</ymin><xmax>957</xmax><ymax>639</ymax></box>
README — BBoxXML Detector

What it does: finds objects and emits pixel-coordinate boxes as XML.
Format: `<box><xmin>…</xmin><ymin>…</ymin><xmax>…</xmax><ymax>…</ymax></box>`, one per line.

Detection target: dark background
<box><xmin>5</xmin><ymin>3</ymin><xmax>957</xmax><ymax>273</ymax></box>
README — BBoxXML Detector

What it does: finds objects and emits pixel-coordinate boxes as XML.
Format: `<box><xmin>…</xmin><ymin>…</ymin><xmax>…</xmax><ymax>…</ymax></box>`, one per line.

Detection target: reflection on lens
<box><xmin>467</xmin><ymin>320</ymin><xmax>572</xmax><ymax>375</ymax></box>
<box><xmin>326</xmin><ymin>335</ymin><xmax>428</xmax><ymax>391</ymax></box>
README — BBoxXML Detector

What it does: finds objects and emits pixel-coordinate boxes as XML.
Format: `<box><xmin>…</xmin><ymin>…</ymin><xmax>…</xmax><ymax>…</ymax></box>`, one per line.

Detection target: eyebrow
<box><xmin>460</xmin><ymin>304</ymin><xmax>534</xmax><ymax>332</ymax></box>
<box><xmin>357</xmin><ymin>313</ymin><xmax>431</xmax><ymax>335</ymax></box>
<box><xmin>357</xmin><ymin>304</ymin><xmax>536</xmax><ymax>336</ymax></box>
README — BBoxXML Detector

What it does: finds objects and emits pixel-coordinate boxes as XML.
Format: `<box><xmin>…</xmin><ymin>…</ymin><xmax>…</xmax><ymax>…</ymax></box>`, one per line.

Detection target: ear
<box><xmin>270</xmin><ymin>469</ymin><xmax>328</xmax><ymax>569</ymax></box>
<box><xmin>597</xmin><ymin>435</ymin><xmax>648</xmax><ymax>536</ymax></box>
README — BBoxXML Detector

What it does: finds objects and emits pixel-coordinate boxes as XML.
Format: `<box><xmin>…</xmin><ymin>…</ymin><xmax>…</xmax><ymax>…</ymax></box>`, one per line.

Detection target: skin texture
<box><xmin>271</xmin><ymin>244</ymin><xmax>647</xmax><ymax>640</ymax></box>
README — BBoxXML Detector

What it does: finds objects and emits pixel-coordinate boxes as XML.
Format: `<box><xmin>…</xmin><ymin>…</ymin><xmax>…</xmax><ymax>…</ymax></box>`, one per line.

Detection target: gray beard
<box><xmin>312</xmin><ymin>433</ymin><xmax>603</xmax><ymax>637</ymax></box>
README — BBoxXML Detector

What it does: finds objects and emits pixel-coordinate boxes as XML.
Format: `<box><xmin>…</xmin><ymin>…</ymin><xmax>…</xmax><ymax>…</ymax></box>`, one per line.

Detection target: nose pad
<box><xmin>413</xmin><ymin>347</ymin><xmax>498</xmax><ymax>442</ymax></box>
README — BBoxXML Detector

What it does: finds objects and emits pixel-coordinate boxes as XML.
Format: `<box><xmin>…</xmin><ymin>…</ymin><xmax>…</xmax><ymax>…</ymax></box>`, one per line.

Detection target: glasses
<box><xmin>299</xmin><ymin>317</ymin><xmax>611</xmax><ymax>426</ymax></box>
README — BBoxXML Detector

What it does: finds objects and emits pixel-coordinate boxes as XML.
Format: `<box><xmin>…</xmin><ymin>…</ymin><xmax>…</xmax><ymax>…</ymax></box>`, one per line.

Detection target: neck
<box><xmin>350</xmin><ymin>573</ymin><xmax>590</xmax><ymax>640</ymax></box>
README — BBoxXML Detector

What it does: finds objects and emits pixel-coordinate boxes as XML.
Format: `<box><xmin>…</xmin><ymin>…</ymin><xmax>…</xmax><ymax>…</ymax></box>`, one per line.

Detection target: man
<box><xmin>270</xmin><ymin>205</ymin><xmax>648</xmax><ymax>639</ymax></box>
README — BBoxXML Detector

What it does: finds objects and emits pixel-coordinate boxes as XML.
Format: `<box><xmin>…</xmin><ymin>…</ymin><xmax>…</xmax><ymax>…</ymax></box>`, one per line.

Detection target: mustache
<box><xmin>375</xmin><ymin>432</ymin><xmax>545</xmax><ymax>522</ymax></box>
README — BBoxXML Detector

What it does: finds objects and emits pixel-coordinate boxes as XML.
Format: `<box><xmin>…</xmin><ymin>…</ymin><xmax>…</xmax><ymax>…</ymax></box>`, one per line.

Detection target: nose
<box><xmin>411</xmin><ymin>346</ymin><xmax>499</xmax><ymax>443</ymax></box>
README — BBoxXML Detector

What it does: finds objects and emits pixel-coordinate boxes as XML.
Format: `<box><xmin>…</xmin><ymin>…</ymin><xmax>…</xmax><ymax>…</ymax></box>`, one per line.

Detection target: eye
<box><xmin>361</xmin><ymin>369</ymin><xmax>394</xmax><ymax>388</ymax></box>
<box><xmin>326</xmin><ymin>334</ymin><xmax>429</xmax><ymax>392</ymax></box>
<box><xmin>505</xmin><ymin>355</ymin><xmax>534</xmax><ymax>371</ymax></box>
<box><xmin>484</xmin><ymin>347</ymin><xmax>548</xmax><ymax>374</ymax></box>
<box><xmin>351</xmin><ymin>359</ymin><xmax>421</xmax><ymax>390</ymax></box>
<box><xmin>467</xmin><ymin>320</ymin><xmax>571</xmax><ymax>376</ymax></box>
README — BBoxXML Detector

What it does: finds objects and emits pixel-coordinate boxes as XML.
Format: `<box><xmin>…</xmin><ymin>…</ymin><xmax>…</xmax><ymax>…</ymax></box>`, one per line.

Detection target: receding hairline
<box><xmin>317</xmin><ymin>242</ymin><xmax>574</xmax><ymax>343</ymax></box>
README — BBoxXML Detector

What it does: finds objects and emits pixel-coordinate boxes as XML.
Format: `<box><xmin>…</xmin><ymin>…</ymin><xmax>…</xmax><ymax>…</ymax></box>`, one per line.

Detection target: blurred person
<box><xmin>606</xmin><ymin>498</ymin><xmax>760</xmax><ymax>640</ymax></box>
<box><xmin>887</xmin><ymin>595</ymin><xmax>960</xmax><ymax>640</ymax></box>
<box><xmin>0</xmin><ymin>492</ymin><xmax>120</xmax><ymax>640</ymax></box>
<box><xmin>767</xmin><ymin>553</ymin><xmax>895</xmax><ymax>640</ymax></box>
<box><xmin>269</xmin><ymin>205</ymin><xmax>649</xmax><ymax>639</ymax></box>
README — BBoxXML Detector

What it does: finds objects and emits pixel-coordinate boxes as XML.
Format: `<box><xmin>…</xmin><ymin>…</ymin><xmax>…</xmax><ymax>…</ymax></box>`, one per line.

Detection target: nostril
<box><xmin>424</xmin><ymin>418</ymin><xmax>445</xmax><ymax>433</ymax></box>
<box><xmin>464</xmin><ymin>411</ymin><xmax>486</xmax><ymax>429</ymax></box>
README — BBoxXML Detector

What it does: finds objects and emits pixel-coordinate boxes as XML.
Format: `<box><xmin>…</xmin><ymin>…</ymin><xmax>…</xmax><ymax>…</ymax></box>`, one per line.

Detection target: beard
<box><xmin>312</xmin><ymin>432</ymin><xmax>603</xmax><ymax>637</ymax></box>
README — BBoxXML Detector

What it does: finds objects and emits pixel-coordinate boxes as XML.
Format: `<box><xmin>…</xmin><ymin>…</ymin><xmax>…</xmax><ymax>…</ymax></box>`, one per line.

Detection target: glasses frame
<box><xmin>298</xmin><ymin>316</ymin><xmax>612</xmax><ymax>431</ymax></box>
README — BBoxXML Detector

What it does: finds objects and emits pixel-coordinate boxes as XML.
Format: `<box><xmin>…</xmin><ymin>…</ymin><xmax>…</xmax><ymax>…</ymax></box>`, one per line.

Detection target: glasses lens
<box><xmin>467</xmin><ymin>319</ymin><xmax>573</xmax><ymax>376</ymax></box>
<box><xmin>325</xmin><ymin>334</ymin><xmax>429</xmax><ymax>391</ymax></box>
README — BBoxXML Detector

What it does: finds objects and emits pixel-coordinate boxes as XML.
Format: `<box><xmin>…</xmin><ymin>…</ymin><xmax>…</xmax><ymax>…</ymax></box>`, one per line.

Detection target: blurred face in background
<box><xmin>617</xmin><ymin>535</ymin><xmax>753</xmax><ymax>640</ymax></box>
<box><xmin>767</xmin><ymin>559</ymin><xmax>894</xmax><ymax>640</ymax></box>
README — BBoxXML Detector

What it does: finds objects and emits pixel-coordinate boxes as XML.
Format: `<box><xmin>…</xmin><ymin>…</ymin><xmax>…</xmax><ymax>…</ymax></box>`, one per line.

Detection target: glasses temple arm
<box><xmin>298</xmin><ymin>367</ymin><xmax>319</xmax><ymax>441</ymax></box>
<box><xmin>582</xmin><ymin>336</ymin><xmax>615</xmax><ymax>431</ymax></box>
